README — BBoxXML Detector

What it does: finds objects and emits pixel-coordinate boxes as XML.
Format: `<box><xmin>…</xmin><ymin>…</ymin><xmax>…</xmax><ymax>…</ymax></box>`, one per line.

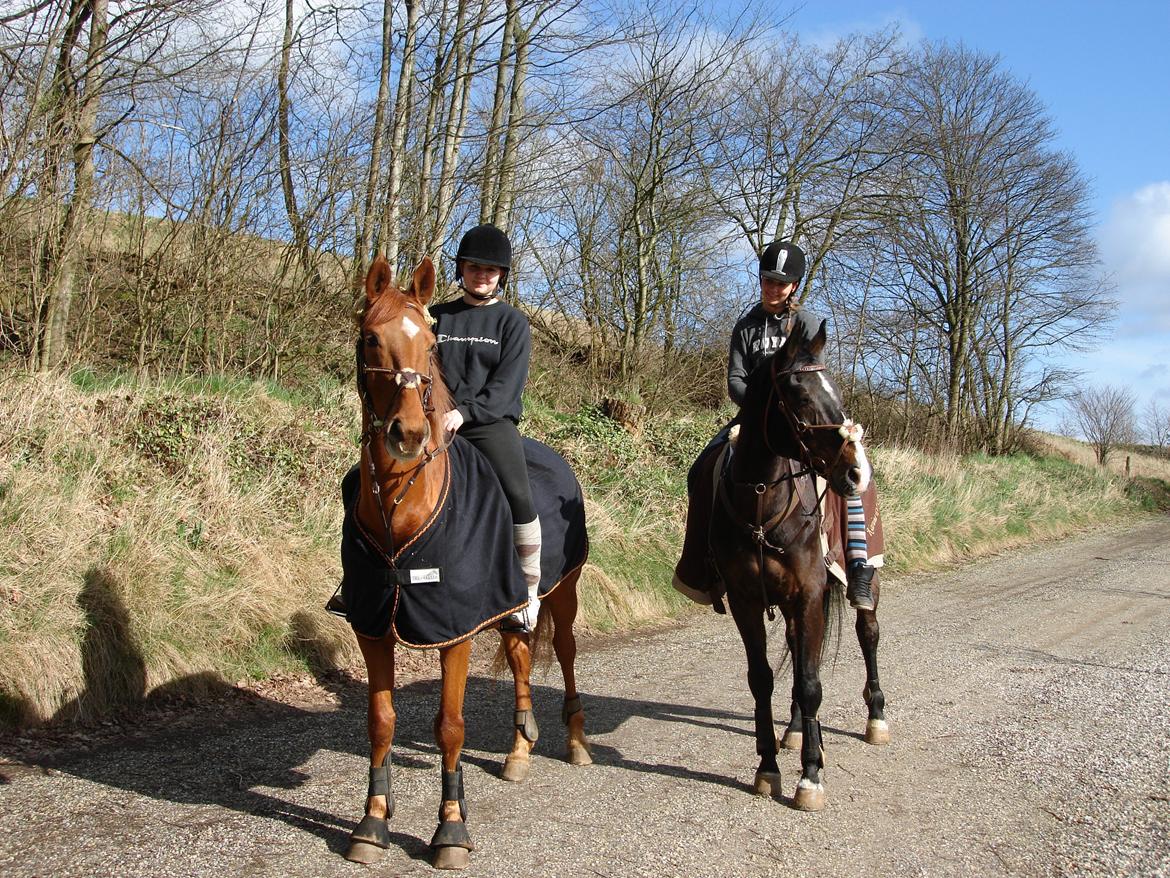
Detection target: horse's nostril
<box><xmin>387</xmin><ymin>419</ymin><xmax>404</xmax><ymax>442</ymax></box>
<box><xmin>848</xmin><ymin>466</ymin><xmax>862</xmax><ymax>485</ymax></box>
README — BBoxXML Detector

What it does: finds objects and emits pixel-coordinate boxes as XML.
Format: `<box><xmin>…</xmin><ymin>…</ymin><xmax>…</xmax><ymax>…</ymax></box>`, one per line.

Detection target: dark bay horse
<box><xmin>341</xmin><ymin>255</ymin><xmax>591</xmax><ymax>869</ymax></box>
<box><xmin>709</xmin><ymin>320</ymin><xmax>885</xmax><ymax>811</ymax></box>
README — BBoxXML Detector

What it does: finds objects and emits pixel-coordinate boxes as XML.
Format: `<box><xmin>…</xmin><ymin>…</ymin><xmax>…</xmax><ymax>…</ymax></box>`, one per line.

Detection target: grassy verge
<box><xmin>1</xmin><ymin>371</ymin><xmax>1164</xmax><ymax>728</ymax></box>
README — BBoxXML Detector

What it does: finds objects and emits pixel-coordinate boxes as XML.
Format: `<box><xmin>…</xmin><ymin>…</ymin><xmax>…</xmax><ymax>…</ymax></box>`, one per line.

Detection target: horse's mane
<box><xmin>742</xmin><ymin>331</ymin><xmax>819</xmax><ymax>411</ymax></box>
<box><xmin>359</xmin><ymin>291</ymin><xmax>454</xmax><ymax>421</ymax></box>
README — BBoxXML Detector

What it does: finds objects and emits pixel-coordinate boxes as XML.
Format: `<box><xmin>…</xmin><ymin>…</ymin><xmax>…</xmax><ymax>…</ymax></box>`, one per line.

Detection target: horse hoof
<box><xmin>567</xmin><ymin>743</ymin><xmax>593</xmax><ymax>766</ymax></box>
<box><xmin>753</xmin><ymin>770</ymin><xmax>782</xmax><ymax>798</ymax></box>
<box><xmin>792</xmin><ymin>778</ymin><xmax>825</xmax><ymax>812</ymax></box>
<box><xmin>501</xmin><ymin>755</ymin><xmax>530</xmax><ymax>782</ymax></box>
<box><xmin>345</xmin><ymin>841</ymin><xmax>386</xmax><ymax>864</ymax></box>
<box><xmin>865</xmin><ymin>718</ymin><xmax>890</xmax><ymax>745</ymax></box>
<box><xmin>780</xmin><ymin>730</ymin><xmax>802</xmax><ymax>750</ymax></box>
<box><xmin>432</xmin><ymin>847</ymin><xmax>470</xmax><ymax>870</ymax></box>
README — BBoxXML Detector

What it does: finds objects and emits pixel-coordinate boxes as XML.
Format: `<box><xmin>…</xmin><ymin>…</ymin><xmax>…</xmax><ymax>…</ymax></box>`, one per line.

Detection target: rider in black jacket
<box><xmin>673</xmin><ymin>240</ymin><xmax>877</xmax><ymax>610</ymax></box>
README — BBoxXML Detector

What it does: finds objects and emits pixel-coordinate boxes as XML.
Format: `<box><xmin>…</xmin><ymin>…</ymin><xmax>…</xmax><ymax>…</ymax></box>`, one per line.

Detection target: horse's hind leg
<box><xmin>857</xmin><ymin>606</ymin><xmax>889</xmax><ymax>744</ymax></box>
<box><xmin>729</xmin><ymin>601</ymin><xmax>781</xmax><ymax>798</ymax></box>
<box><xmin>792</xmin><ymin>595</ymin><xmax>827</xmax><ymax>812</ymax></box>
<box><xmin>549</xmin><ymin>570</ymin><xmax>592</xmax><ymax>766</ymax></box>
<box><xmin>500</xmin><ymin>630</ymin><xmax>538</xmax><ymax>782</ymax></box>
<box><xmin>346</xmin><ymin>635</ymin><xmax>397</xmax><ymax>864</ymax></box>
<box><xmin>431</xmin><ymin>640</ymin><xmax>474</xmax><ymax>870</ymax></box>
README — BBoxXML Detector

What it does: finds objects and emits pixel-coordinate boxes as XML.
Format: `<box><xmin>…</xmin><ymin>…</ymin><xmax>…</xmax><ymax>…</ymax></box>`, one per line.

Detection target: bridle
<box><xmin>354</xmin><ymin>304</ymin><xmax>450</xmax><ymax>557</ymax></box>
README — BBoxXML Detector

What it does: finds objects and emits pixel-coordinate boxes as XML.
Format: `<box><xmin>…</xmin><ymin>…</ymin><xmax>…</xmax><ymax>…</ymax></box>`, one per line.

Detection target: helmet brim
<box><xmin>460</xmin><ymin>256</ymin><xmax>508</xmax><ymax>269</ymax></box>
<box><xmin>760</xmin><ymin>270</ymin><xmax>801</xmax><ymax>283</ymax></box>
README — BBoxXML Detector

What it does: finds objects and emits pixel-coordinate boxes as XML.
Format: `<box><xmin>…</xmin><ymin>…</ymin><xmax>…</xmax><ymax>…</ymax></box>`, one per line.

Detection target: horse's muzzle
<box><xmin>384</xmin><ymin>418</ymin><xmax>431</xmax><ymax>461</ymax></box>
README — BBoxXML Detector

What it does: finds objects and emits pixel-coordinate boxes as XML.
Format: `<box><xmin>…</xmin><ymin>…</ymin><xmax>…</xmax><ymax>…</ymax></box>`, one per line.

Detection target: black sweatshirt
<box><xmin>727</xmin><ymin>305</ymin><xmax>822</xmax><ymax>406</ymax></box>
<box><xmin>431</xmin><ymin>297</ymin><xmax>530</xmax><ymax>426</ymax></box>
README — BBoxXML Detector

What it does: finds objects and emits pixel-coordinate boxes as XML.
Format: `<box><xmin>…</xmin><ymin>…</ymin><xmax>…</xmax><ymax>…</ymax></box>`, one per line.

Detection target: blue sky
<box><xmin>791</xmin><ymin>0</ymin><xmax>1170</xmax><ymax>432</ymax></box>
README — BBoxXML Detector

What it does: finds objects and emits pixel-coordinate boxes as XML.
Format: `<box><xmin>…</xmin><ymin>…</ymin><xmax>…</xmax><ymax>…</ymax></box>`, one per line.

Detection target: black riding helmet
<box><xmin>759</xmin><ymin>240</ymin><xmax>806</xmax><ymax>284</ymax></box>
<box><xmin>455</xmin><ymin>223</ymin><xmax>512</xmax><ymax>291</ymax></box>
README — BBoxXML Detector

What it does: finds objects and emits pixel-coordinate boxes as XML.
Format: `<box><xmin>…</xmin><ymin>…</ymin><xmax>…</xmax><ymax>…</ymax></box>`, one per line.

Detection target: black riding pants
<box><xmin>459</xmin><ymin>418</ymin><xmax>536</xmax><ymax>523</ymax></box>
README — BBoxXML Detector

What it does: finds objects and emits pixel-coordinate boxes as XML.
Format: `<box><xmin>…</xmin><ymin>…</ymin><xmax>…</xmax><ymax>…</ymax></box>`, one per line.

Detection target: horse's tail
<box><xmin>772</xmin><ymin>574</ymin><xmax>846</xmax><ymax>676</ymax></box>
<box><xmin>821</xmin><ymin>573</ymin><xmax>845</xmax><ymax>666</ymax></box>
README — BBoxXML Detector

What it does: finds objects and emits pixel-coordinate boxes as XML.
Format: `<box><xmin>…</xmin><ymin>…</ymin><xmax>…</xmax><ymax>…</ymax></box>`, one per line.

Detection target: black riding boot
<box><xmin>846</xmin><ymin>562</ymin><xmax>876</xmax><ymax>611</ymax></box>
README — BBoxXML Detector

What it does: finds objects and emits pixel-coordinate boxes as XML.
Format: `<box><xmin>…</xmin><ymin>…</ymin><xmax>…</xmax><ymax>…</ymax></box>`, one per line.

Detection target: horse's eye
<box><xmin>365</xmin><ymin>333</ymin><xmax>379</xmax><ymax>347</ymax></box>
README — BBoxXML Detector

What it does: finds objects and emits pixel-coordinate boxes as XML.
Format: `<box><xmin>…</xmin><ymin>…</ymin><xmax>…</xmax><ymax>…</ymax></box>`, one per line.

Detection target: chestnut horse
<box><xmin>707</xmin><ymin>320</ymin><xmax>883</xmax><ymax>811</ymax></box>
<box><xmin>341</xmin><ymin>255</ymin><xmax>590</xmax><ymax>869</ymax></box>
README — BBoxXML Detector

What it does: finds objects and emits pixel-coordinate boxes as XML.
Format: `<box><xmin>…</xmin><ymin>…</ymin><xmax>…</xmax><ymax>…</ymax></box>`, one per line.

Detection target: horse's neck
<box><xmin>357</xmin><ymin>438</ymin><xmax>448</xmax><ymax>553</ymax></box>
<box><xmin>732</xmin><ymin>384</ymin><xmax>802</xmax><ymax>484</ymax></box>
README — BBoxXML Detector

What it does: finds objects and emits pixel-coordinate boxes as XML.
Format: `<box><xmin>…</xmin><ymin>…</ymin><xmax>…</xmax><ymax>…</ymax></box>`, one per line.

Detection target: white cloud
<box><xmin>1099</xmin><ymin>181</ymin><xmax>1170</xmax><ymax>337</ymax></box>
<box><xmin>801</xmin><ymin>9</ymin><xmax>924</xmax><ymax>54</ymax></box>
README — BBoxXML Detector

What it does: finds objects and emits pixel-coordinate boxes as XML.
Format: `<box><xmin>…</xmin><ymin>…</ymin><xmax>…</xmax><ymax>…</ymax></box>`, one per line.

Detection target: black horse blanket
<box><xmin>340</xmin><ymin>435</ymin><xmax>587</xmax><ymax>648</ymax></box>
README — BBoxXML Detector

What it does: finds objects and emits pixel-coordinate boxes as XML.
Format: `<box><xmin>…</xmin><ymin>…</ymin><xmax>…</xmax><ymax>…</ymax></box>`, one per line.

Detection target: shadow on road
<box><xmin>2</xmin><ymin>597</ymin><xmax>757</xmax><ymax>857</ymax></box>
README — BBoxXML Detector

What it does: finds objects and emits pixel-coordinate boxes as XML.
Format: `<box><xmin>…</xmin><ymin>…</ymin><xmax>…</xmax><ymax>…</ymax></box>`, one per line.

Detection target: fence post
<box><xmin>1125</xmin><ymin>455</ymin><xmax>1131</xmax><ymax>477</ymax></box>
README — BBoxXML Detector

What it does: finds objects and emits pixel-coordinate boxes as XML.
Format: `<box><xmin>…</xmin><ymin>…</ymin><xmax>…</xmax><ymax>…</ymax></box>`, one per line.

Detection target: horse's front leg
<box><xmin>548</xmin><ymin>572</ymin><xmax>592</xmax><ymax>766</ymax></box>
<box><xmin>345</xmin><ymin>634</ymin><xmax>397</xmax><ymax>864</ymax></box>
<box><xmin>729</xmin><ymin>597</ymin><xmax>781</xmax><ymax>798</ymax></box>
<box><xmin>857</xmin><ymin>606</ymin><xmax>890</xmax><ymax>744</ymax></box>
<box><xmin>499</xmin><ymin>629</ymin><xmax>538</xmax><ymax>782</ymax></box>
<box><xmin>781</xmin><ymin>618</ymin><xmax>803</xmax><ymax>750</ymax></box>
<box><xmin>431</xmin><ymin>639</ymin><xmax>474</xmax><ymax>870</ymax></box>
<box><xmin>792</xmin><ymin>592</ymin><xmax>827</xmax><ymax>812</ymax></box>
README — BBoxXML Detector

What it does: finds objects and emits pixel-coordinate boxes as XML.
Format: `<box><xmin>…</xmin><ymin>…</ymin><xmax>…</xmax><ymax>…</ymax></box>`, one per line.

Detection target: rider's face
<box><xmin>760</xmin><ymin>276</ymin><xmax>797</xmax><ymax>314</ymax></box>
<box><xmin>461</xmin><ymin>260</ymin><xmax>503</xmax><ymax>299</ymax></box>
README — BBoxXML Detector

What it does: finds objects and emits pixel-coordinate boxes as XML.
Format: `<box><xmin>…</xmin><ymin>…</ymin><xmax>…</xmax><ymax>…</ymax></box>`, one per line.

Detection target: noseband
<box><xmin>355</xmin><ymin>339</ymin><xmax>436</xmax><ymax>439</ymax></box>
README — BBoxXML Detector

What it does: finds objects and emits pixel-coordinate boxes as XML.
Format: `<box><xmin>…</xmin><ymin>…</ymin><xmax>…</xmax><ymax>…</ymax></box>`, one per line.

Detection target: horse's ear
<box><xmin>808</xmin><ymin>320</ymin><xmax>828</xmax><ymax>359</ymax></box>
<box><xmin>407</xmin><ymin>257</ymin><xmax>436</xmax><ymax>307</ymax></box>
<box><xmin>366</xmin><ymin>254</ymin><xmax>394</xmax><ymax>307</ymax></box>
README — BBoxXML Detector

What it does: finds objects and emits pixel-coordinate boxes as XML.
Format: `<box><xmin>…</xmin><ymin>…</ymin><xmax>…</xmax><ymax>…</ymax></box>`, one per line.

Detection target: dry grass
<box><xmin>1031</xmin><ymin>430</ymin><xmax>1170</xmax><ymax>482</ymax></box>
<box><xmin>0</xmin><ymin>372</ymin><xmax>360</xmax><ymax>726</ymax></box>
<box><xmin>872</xmin><ymin>443</ymin><xmax>1141</xmax><ymax>573</ymax></box>
<box><xmin>2</xmin><ymin>370</ymin><xmax>1162</xmax><ymax>728</ymax></box>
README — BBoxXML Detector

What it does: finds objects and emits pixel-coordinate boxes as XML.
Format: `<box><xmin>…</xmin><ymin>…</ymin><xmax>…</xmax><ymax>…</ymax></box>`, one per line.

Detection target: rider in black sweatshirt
<box><xmin>430</xmin><ymin>223</ymin><xmax>542</xmax><ymax>632</ymax></box>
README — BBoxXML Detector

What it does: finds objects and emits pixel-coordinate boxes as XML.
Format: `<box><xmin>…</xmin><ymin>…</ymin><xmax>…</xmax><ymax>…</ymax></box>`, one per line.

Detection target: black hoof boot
<box><xmin>846</xmin><ymin>563</ymin><xmax>876</xmax><ymax>611</ymax></box>
<box><xmin>345</xmin><ymin>755</ymin><xmax>394</xmax><ymax>863</ymax></box>
<box><xmin>431</xmin><ymin>765</ymin><xmax>473</xmax><ymax>869</ymax></box>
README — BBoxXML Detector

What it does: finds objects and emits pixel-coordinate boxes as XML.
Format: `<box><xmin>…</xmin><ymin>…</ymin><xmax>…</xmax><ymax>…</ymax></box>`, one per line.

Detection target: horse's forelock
<box><xmin>359</xmin><ymin>289</ymin><xmax>452</xmax><ymax>420</ymax></box>
<box><xmin>362</xmin><ymin>281</ymin><xmax>408</xmax><ymax>331</ymax></box>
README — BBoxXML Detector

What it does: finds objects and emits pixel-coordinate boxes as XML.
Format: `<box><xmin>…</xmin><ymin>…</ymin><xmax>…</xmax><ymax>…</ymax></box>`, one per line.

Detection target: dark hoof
<box><xmin>345</xmin><ymin>815</ymin><xmax>391</xmax><ymax>863</ymax></box>
<box><xmin>431</xmin><ymin>819</ymin><xmax>473</xmax><ymax>870</ymax></box>
<box><xmin>345</xmin><ymin>841</ymin><xmax>386</xmax><ymax>864</ymax></box>
<box><xmin>432</xmin><ymin>846</ymin><xmax>470</xmax><ymax>870</ymax></box>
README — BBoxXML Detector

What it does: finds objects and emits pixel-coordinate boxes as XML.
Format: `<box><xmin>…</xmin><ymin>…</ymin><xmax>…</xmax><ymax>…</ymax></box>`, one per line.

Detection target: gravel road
<box><xmin>2</xmin><ymin>518</ymin><xmax>1168</xmax><ymax>877</ymax></box>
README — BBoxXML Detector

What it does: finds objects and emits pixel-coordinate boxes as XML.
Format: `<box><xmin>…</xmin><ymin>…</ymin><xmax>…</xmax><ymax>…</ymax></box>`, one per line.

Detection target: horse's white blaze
<box><xmin>400</xmin><ymin>315</ymin><xmax>421</xmax><ymax>339</ymax></box>
<box><xmin>853</xmin><ymin>439</ymin><xmax>872</xmax><ymax>493</ymax></box>
<box><xmin>818</xmin><ymin>372</ymin><xmax>840</xmax><ymax>405</ymax></box>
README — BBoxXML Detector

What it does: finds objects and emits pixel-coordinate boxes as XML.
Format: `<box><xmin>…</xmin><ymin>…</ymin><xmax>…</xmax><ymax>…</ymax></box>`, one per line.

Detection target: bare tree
<box><xmin>1143</xmin><ymin>398</ymin><xmax>1170</xmax><ymax>456</ymax></box>
<box><xmin>1067</xmin><ymin>385</ymin><xmax>1136</xmax><ymax>466</ymax></box>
